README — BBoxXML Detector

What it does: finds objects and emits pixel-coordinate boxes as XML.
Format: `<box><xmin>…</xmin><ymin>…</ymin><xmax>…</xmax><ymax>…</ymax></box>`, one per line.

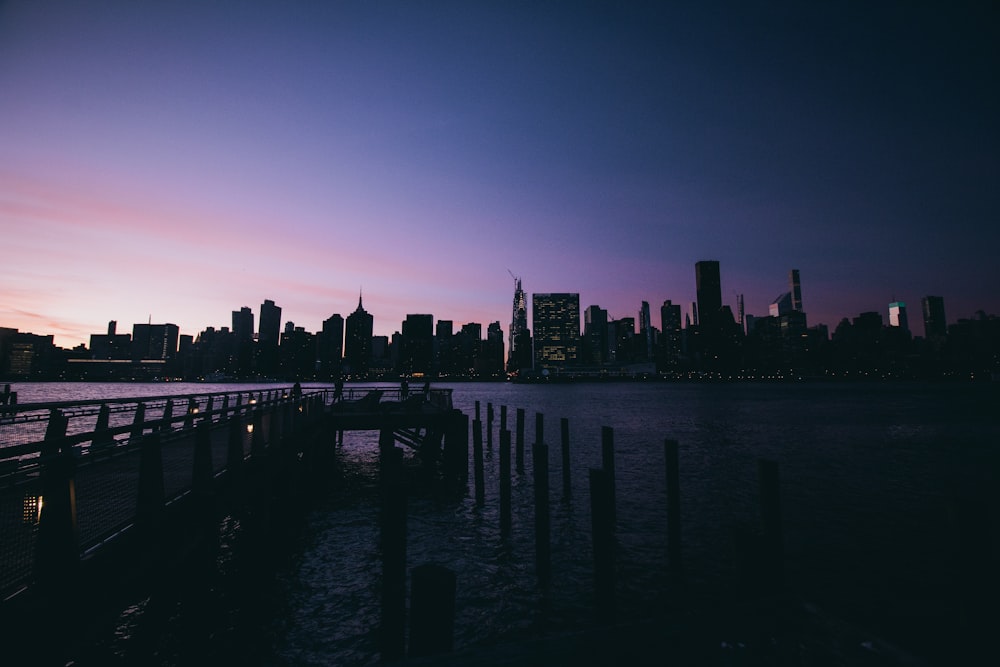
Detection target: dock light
<box><xmin>246</xmin><ymin>424</ymin><xmax>254</xmax><ymax>434</ymax></box>
<box><xmin>249</xmin><ymin>398</ymin><xmax>257</xmax><ymax>405</ymax></box>
<box><xmin>23</xmin><ymin>495</ymin><xmax>42</xmax><ymax>525</ymax></box>
<box><xmin>190</xmin><ymin>407</ymin><xmax>199</xmax><ymax>414</ymax></box>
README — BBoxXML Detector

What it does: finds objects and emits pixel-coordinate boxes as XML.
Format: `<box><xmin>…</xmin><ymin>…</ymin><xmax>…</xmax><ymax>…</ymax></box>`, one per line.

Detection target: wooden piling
<box><xmin>409</xmin><ymin>563</ymin><xmax>457</xmax><ymax>657</ymax></box>
<box><xmin>515</xmin><ymin>408</ymin><xmax>525</xmax><ymax>474</ymax></box>
<box><xmin>601</xmin><ymin>426</ymin><xmax>616</xmax><ymax>523</ymax></box>
<box><xmin>560</xmin><ymin>417</ymin><xmax>571</xmax><ymax>501</ymax></box>
<box><xmin>500</xmin><ymin>404</ymin><xmax>507</xmax><ymax>434</ymax></box>
<box><xmin>486</xmin><ymin>402</ymin><xmax>494</xmax><ymax>450</ymax></box>
<box><xmin>380</xmin><ymin>481</ymin><xmax>407</xmax><ymax>662</ymax></box>
<box><xmin>665</xmin><ymin>439</ymin><xmax>681</xmax><ymax>573</ymax></box>
<box><xmin>534</xmin><ymin>442</ymin><xmax>551</xmax><ymax>587</ymax></box>
<box><xmin>500</xmin><ymin>428</ymin><xmax>512</xmax><ymax>535</ymax></box>
<box><xmin>472</xmin><ymin>419</ymin><xmax>485</xmax><ymax>506</ymax></box>
<box><xmin>475</xmin><ymin>400</ymin><xmax>481</xmax><ymax>422</ymax></box>
<box><xmin>589</xmin><ymin>467</ymin><xmax>616</xmax><ymax>623</ymax></box>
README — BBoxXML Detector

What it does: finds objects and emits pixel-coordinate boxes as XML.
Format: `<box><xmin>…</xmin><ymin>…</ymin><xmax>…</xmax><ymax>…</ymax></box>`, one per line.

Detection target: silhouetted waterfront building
<box><xmin>89</xmin><ymin>321</ymin><xmax>131</xmax><ymax>360</ymax></box>
<box><xmin>318</xmin><ymin>313</ymin><xmax>344</xmax><ymax>379</ymax></box>
<box><xmin>583</xmin><ymin>305</ymin><xmax>608</xmax><ymax>365</ymax></box>
<box><xmin>507</xmin><ymin>277</ymin><xmax>531</xmax><ymax>373</ymax></box>
<box><xmin>658</xmin><ymin>300</ymin><xmax>682</xmax><ymax>370</ymax></box>
<box><xmin>769</xmin><ymin>292</ymin><xmax>793</xmax><ymax>318</ymax></box>
<box><xmin>888</xmin><ymin>301</ymin><xmax>909</xmax><ymax>334</ymax></box>
<box><xmin>532</xmin><ymin>293</ymin><xmax>580</xmax><ymax>371</ymax></box>
<box><xmin>258</xmin><ymin>299</ymin><xmax>282</xmax><ymax>376</ymax></box>
<box><xmin>279</xmin><ymin>326</ymin><xmax>315</xmax><ymax>379</ymax></box>
<box><xmin>790</xmin><ymin>269</ymin><xmax>803</xmax><ymax>312</ymax></box>
<box><xmin>401</xmin><ymin>314</ymin><xmax>434</xmax><ymax>375</ymax></box>
<box><xmin>639</xmin><ymin>301</ymin><xmax>654</xmax><ymax>362</ymax></box>
<box><xmin>131</xmin><ymin>323</ymin><xmax>179</xmax><ymax>362</ymax></box>
<box><xmin>922</xmin><ymin>296</ymin><xmax>946</xmax><ymax>340</ymax></box>
<box><xmin>695</xmin><ymin>260</ymin><xmax>722</xmax><ymax>329</ymax></box>
<box><xmin>609</xmin><ymin>317</ymin><xmax>636</xmax><ymax>365</ymax></box>
<box><xmin>344</xmin><ymin>294</ymin><xmax>374</xmax><ymax>377</ymax></box>
<box><xmin>231</xmin><ymin>306</ymin><xmax>255</xmax><ymax>376</ymax></box>
<box><xmin>483</xmin><ymin>321</ymin><xmax>505</xmax><ymax>376</ymax></box>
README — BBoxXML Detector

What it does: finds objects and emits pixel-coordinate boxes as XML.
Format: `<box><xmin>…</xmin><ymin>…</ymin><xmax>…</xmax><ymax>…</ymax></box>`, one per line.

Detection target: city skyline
<box><xmin>2</xmin><ymin>2</ymin><xmax>997</xmax><ymax>350</ymax></box>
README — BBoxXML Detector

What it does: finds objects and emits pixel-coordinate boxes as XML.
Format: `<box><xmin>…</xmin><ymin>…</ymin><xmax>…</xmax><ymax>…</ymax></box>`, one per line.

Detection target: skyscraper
<box><xmin>344</xmin><ymin>293</ymin><xmax>373</xmax><ymax>376</ymax></box>
<box><xmin>695</xmin><ymin>261</ymin><xmax>722</xmax><ymax>329</ymax></box>
<box><xmin>232</xmin><ymin>307</ymin><xmax>254</xmax><ymax>343</ymax></box>
<box><xmin>888</xmin><ymin>301</ymin><xmax>909</xmax><ymax>333</ymax></box>
<box><xmin>789</xmin><ymin>269</ymin><xmax>803</xmax><ymax>312</ymax></box>
<box><xmin>507</xmin><ymin>277</ymin><xmax>531</xmax><ymax>373</ymax></box>
<box><xmin>639</xmin><ymin>300</ymin><xmax>654</xmax><ymax>362</ymax></box>
<box><xmin>258</xmin><ymin>299</ymin><xmax>281</xmax><ymax>346</ymax></box>
<box><xmin>401</xmin><ymin>314</ymin><xmax>434</xmax><ymax>374</ymax></box>
<box><xmin>583</xmin><ymin>305</ymin><xmax>608</xmax><ymax>365</ymax></box>
<box><xmin>921</xmin><ymin>296</ymin><xmax>946</xmax><ymax>339</ymax></box>
<box><xmin>131</xmin><ymin>323</ymin><xmax>179</xmax><ymax>362</ymax></box>
<box><xmin>532</xmin><ymin>293</ymin><xmax>580</xmax><ymax>371</ymax></box>
<box><xmin>318</xmin><ymin>313</ymin><xmax>344</xmax><ymax>378</ymax></box>
<box><xmin>659</xmin><ymin>300</ymin><xmax>682</xmax><ymax>367</ymax></box>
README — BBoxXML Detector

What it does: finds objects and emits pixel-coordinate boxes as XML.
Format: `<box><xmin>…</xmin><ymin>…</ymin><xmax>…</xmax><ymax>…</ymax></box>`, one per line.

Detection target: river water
<box><xmin>11</xmin><ymin>380</ymin><xmax>999</xmax><ymax>664</ymax></box>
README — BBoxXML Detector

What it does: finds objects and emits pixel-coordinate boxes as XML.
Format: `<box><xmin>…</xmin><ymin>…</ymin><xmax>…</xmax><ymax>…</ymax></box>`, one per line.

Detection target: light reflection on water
<box><xmin>14</xmin><ymin>380</ymin><xmax>996</xmax><ymax>665</ymax></box>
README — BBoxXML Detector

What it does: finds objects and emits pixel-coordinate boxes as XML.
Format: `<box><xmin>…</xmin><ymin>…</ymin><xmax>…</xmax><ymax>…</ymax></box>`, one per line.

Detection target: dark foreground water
<box><xmin>12</xmin><ymin>381</ymin><xmax>999</xmax><ymax>665</ymax></box>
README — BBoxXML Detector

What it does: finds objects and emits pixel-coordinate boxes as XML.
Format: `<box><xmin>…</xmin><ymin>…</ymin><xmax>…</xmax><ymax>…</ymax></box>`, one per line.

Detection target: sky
<box><xmin>1</xmin><ymin>0</ymin><xmax>997</xmax><ymax>349</ymax></box>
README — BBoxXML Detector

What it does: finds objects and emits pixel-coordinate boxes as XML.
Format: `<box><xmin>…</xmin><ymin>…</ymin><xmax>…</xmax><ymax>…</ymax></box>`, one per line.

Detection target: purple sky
<box><xmin>2</xmin><ymin>1</ymin><xmax>997</xmax><ymax>349</ymax></box>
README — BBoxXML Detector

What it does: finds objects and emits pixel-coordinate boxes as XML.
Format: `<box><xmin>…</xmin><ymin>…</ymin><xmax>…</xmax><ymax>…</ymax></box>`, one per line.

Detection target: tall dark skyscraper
<box><xmin>344</xmin><ymin>293</ymin><xmax>373</xmax><ymax>376</ymax></box>
<box><xmin>790</xmin><ymin>269</ymin><xmax>803</xmax><ymax>312</ymax></box>
<box><xmin>532</xmin><ymin>292</ymin><xmax>580</xmax><ymax>371</ymax></box>
<box><xmin>639</xmin><ymin>300</ymin><xmax>654</xmax><ymax>362</ymax></box>
<box><xmin>583</xmin><ymin>305</ymin><xmax>608</xmax><ymax>365</ymax></box>
<box><xmin>507</xmin><ymin>277</ymin><xmax>531</xmax><ymax>373</ymax></box>
<box><xmin>232</xmin><ymin>307</ymin><xmax>254</xmax><ymax>343</ymax></box>
<box><xmin>131</xmin><ymin>323</ymin><xmax>179</xmax><ymax>362</ymax></box>
<box><xmin>401</xmin><ymin>314</ymin><xmax>434</xmax><ymax>374</ymax></box>
<box><xmin>257</xmin><ymin>299</ymin><xmax>282</xmax><ymax>375</ymax></box>
<box><xmin>922</xmin><ymin>296</ymin><xmax>947</xmax><ymax>340</ymax></box>
<box><xmin>659</xmin><ymin>300</ymin><xmax>682</xmax><ymax>367</ymax></box>
<box><xmin>695</xmin><ymin>260</ymin><xmax>722</xmax><ymax>328</ymax></box>
<box><xmin>318</xmin><ymin>313</ymin><xmax>344</xmax><ymax>378</ymax></box>
<box><xmin>258</xmin><ymin>299</ymin><xmax>281</xmax><ymax>346</ymax></box>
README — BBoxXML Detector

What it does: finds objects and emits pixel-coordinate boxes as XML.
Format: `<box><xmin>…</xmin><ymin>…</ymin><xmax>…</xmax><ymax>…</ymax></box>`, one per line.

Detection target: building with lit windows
<box><xmin>532</xmin><ymin>293</ymin><xmax>580</xmax><ymax>371</ymax></box>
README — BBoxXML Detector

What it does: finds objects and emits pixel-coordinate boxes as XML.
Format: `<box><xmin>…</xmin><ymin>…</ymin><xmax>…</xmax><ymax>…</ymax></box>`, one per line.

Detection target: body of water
<box><xmin>9</xmin><ymin>380</ymin><xmax>998</xmax><ymax>664</ymax></box>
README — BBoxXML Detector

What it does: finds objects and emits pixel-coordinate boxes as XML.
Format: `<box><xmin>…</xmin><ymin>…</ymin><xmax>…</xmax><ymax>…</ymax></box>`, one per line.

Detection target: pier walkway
<box><xmin>0</xmin><ymin>385</ymin><xmax>467</xmax><ymax>604</ymax></box>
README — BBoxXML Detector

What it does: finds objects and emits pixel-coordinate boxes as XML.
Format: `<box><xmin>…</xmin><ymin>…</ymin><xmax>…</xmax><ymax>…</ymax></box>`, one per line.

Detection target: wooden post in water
<box><xmin>500</xmin><ymin>404</ymin><xmax>507</xmax><ymax>434</ymax></box>
<box><xmin>515</xmin><ymin>408</ymin><xmax>525</xmax><ymax>474</ymax></box>
<box><xmin>560</xmin><ymin>417</ymin><xmax>571</xmax><ymax>501</ymax></box>
<box><xmin>381</xmin><ymin>478</ymin><xmax>407</xmax><ymax>662</ymax></box>
<box><xmin>500</xmin><ymin>428</ymin><xmax>512</xmax><ymax>535</ymax></box>
<box><xmin>589</xmin><ymin>467</ymin><xmax>616</xmax><ymax>624</ymax></box>
<box><xmin>409</xmin><ymin>563</ymin><xmax>457</xmax><ymax>657</ymax></box>
<box><xmin>665</xmin><ymin>439</ymin><xmax>682</xmax><ymax>573</ymax></box>
<box><xmin>475</xmin><ymin>400</ymin><xmax>481</xmax><ymax>422</ymax></box>
<box><xmin>601</xmin><ymin>426</ymin><xmax>616</xmax><ymax>523</ymax></box>
<box><xmin>758</xmin><ymin>458</ymin><xmax>783</xmax><ymax>590</ymax></box>
<box><xmin>486</xmin><ymin>402</ymin><xmax>494</xmax><ymax>450</ymax></box>
<box><xmin>534</xmin><ymin>441</ymin><xmax>551</xmax><ymax>587</ymax></box>
<box><xmin>35</xmin><ymin>410</ymin><xmax>79</xmax><ymax>591</ymax></box>
<box><xmin>472</xmin><ymin>419</ymin><xmax>485</xmax><ymax>506</ymax></box>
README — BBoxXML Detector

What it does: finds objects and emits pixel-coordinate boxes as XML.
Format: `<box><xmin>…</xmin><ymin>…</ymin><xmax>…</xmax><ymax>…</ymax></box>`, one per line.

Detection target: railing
<box><xmin>332</xmin><ymin>386</ymin><xmax>453</xmax><ymax>411</ymax></box>
<box><xmin>0</xmin><ymin>388</ymin><xmax>327</xmax><ymax>601</ymax></box>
